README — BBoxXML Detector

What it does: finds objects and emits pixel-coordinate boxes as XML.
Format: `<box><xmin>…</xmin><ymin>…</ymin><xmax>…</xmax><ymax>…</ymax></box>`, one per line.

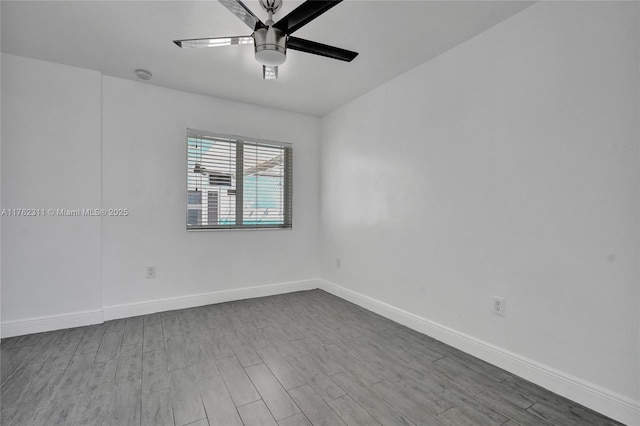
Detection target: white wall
<box><xmin>320</xmin><ymin>0</ymin><xmax>639</xmax><ymax>421</ymax></box>
<box><xmin>1</xmin><ymin>54</ymin><xmax>103</xmax><ymax>322</ymax></box>
<box><xmin>101</xmin><ymin>77</ymin><xmax>320</xmax><ymax>310</ymax></box>
<box><xmin>1</xmin><ymin>54</ymin><xmax>321</xmax><ymax>330</ymax></box>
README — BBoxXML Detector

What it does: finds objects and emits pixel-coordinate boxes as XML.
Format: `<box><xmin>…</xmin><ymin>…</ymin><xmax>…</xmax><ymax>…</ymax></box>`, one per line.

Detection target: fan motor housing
<box><xmin>253</xmin><ymin>27</ymin><xmax>286</xmax><ymax>66</ymax></box>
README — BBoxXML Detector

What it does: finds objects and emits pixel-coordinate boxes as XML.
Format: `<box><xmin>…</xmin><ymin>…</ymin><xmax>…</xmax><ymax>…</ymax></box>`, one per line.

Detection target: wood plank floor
<box><xmin>1</xmin><ymin>290</ymin><xmax>623</xmax><ymax>426</ymax></box>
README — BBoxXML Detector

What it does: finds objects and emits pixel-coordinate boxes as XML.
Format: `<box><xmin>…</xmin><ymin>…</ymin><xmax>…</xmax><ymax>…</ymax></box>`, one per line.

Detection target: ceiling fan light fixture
<box><xmin>255</xmin><ymin>48</ymin><xmax>286</xmax><ymax>66</ymax></box>
<box><xmin>253</xmin><ymin>27</ymin><xmax>286</xmax><ymax>66</ymax></box>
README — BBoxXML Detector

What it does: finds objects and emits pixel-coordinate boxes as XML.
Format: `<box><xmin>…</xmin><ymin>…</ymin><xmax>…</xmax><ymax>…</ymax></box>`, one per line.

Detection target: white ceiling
<box><xmin>1</xmin><ymin>1</ymin><xmax>533</xmax><ymax>117</ymax></box>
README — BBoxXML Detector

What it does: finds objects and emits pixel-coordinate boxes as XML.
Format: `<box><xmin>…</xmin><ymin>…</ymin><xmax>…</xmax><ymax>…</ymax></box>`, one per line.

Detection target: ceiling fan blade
<box><xmin>287</xmin><ymin>37</ymin><xmax>358</xmax><ymax>62</ymax></box>
<box><xmin>273</xmin><ymin>0</ymin><xmax>342</xmax><ymax>34</ymax></box>
<box><xmin>173</xmin><ymin>36</ymin><xmax>253</xmax><ymax>48</ymax></box>
<box><xmin>263</xmin><ymin>66</ymin><xmax>278</xmax><ymax>80</ymax></box>
<box><xmin>218</xmin><ymin>0</ymin><xmax>265</xmax><ymax>31</ymax></box>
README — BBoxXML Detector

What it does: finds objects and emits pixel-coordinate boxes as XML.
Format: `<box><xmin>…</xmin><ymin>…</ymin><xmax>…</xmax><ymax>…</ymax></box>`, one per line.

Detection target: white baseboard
<box><xmin>102</xmin><ymin>278</ymin><xmax>320</xmax><ymax>321</ymax></box>
<box><xmin>317</xmin><ymin>279</ymin><xmax>640</xmax><ymax>426</ymax></box>
<box><xmin>1</xmin><ymin>279</ymin><xmax>319</xmax><ymax>338</ymax></box>
<box><xmin>1</xmin><ymin>309</ymin><xmax>104</xmax><ymax>338</ymax></box>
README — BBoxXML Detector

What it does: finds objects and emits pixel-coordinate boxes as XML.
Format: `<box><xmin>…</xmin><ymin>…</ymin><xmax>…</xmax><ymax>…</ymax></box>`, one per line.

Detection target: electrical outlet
<box><xmin>146</xmin><ymin>266</ymin><xmax>157</xmax><ymax>279</ymax></box>
<box><xmin>492</xmin><ymin>296</ymin><xmax>506</xmax><ymax>316</ymax></box>
<box><xmin>336</xmin><ymin>257</ymin><xmax>341</xmax><ymax>268</ymax></box>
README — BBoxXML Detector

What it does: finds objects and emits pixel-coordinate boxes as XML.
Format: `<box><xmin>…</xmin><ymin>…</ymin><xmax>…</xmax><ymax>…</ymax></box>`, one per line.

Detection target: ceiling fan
<box><xmin>173</xmin><ymin>0</ymin><xmax>358</xmax><ymax>79</ymax></box>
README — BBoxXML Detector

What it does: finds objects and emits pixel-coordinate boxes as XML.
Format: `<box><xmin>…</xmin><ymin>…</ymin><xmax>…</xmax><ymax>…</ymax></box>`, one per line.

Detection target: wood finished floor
<box><xmin>1</xmin><ymin>290</ymin><xmax>623</xmax><ymax>426</ymax></box>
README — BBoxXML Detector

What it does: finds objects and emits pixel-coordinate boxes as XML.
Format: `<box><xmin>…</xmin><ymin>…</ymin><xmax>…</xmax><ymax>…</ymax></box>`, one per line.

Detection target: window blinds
<box><xmin>187</xmin><ymin>130</ymin><xmax>292</xmax><ymax>230</ymax></box>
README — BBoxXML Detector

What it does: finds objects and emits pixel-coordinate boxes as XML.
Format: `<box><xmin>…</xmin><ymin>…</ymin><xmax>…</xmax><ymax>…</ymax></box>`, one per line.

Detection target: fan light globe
<box><xmin>255</xmin><ymin>49</ymin><xmax>286</xmax><ymax>66</ymax></box>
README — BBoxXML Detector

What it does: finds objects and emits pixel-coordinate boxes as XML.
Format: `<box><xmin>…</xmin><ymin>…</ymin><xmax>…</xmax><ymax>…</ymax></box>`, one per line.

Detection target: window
<box><xmin>187</xmin><ymin>130</ymin><xmax>292</xmax><ymax>230</ymax></box>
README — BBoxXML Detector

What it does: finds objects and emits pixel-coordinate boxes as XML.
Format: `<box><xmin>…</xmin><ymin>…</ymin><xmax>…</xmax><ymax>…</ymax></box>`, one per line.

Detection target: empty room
<box><xmin>1</xmin><ymin>1</ymin><xmax>638</xmax><ymax>425</ymax></box>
